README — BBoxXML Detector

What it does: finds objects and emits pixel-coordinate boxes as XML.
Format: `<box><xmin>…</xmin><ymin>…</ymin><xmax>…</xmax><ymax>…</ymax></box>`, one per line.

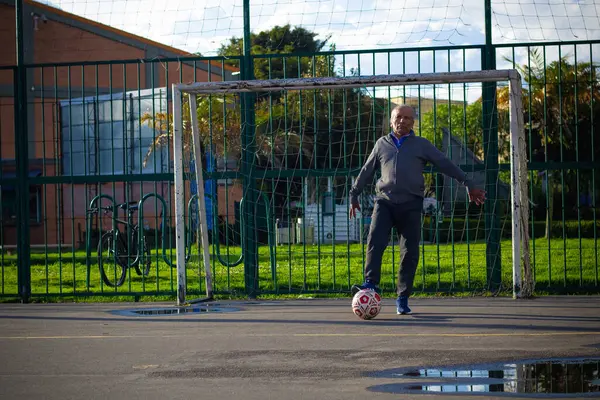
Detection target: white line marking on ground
<box><xmin>0</xmin><ymin>331</ymin><xmax>599</xmax><ymax>339</ymax></box>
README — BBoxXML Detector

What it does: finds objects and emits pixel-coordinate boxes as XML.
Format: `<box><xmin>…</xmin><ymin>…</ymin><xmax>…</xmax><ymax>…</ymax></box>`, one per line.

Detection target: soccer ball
<box><xmin>352</xmin><ymin>289</ymin><xmax>382</xmax><ymax>320</ymax></box>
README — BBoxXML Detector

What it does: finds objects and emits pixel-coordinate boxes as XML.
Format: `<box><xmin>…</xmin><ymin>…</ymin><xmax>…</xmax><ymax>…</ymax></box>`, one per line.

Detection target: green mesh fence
<box><xmin>1</xmin><ymin>0</ymin><xmax>599</xmax><ymax>301</ymax></box>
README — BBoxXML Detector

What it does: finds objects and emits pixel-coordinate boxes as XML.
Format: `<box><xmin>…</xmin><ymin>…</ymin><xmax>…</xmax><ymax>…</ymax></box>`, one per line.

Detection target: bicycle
<box><xmin>88</xmin><ymin>201</ymin><xmax>151</xmax><ymax>287</ymax></box>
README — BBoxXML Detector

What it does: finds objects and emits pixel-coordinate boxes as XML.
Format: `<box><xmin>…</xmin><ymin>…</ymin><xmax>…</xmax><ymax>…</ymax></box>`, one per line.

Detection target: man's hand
<box><xmin>468</xmin><ymin>188</ymin><xmax>487</xmax><ymax>206</ymax></box>
<box><xmin>349</xmin><ymin>201</ymin><xmax>361</xmax><ymax>219</ymax></box>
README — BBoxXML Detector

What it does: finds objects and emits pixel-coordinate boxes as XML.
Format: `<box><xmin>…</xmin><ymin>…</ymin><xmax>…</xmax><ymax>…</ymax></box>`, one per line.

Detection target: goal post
<box><xmin>172</xmin><ymin>69</ymin><xmax>531</xmax><ymax>305</ymax></box>
<box><xmin>172</xmin><ymin>88</ymin><xmax>214</xmax><ymax>306</ymax></box>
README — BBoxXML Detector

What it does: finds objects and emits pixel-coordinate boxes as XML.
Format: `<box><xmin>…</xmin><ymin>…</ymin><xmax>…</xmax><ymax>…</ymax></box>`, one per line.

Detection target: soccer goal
<box><xmin>172</xmin><ymin>70</ymin><xmax>531</xmax><ymax>305</ymax></box>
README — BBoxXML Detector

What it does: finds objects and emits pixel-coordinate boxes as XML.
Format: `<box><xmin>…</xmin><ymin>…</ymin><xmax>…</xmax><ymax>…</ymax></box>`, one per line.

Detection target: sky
<box><xmin>37</xmin><ymin>0</ymin><xmax>600</xmax><ymax>55</ymax></box>
<box><xmin>36</xmin><ymin>0</ymin><xmax>600</xmax><ymax>102</ymax></box>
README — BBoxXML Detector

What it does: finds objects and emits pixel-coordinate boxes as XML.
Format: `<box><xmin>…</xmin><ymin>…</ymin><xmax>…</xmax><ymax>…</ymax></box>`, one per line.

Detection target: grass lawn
<box><xmin>0</xmin><ymin>238</ymin><xmax>598</xmax><ymax>301</ymax></box>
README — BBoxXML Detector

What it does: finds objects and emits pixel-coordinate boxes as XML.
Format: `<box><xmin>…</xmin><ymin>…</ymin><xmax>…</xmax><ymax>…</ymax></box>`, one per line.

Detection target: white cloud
<box><xmin>34</xmin><ymin>0</ymin><xmax>478</xmax><ymax>54</ymax></box>
<box><xmin>34</xmin><ymin>0</ymin><xmax>600</xmax><ymax>91</ymax></box>
<box><xmin>35</xmin><ymin>0</ymin><xmax>600</xmax><ymax>56</ymax></box>
<box><xmin>491</xmin><ymin>0</ymin><xmax>600</xmax><ymax>42</ymax></box>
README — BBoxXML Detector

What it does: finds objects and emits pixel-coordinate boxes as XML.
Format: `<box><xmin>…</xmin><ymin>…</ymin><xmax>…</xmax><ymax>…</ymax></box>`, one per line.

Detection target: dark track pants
<box><xmin>364</xmin><ymin>198</ymin><xmax>422</xmax><ymax>297</ymax></box>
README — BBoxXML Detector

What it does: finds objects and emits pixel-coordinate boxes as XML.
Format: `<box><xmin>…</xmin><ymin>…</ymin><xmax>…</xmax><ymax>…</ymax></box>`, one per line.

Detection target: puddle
<box><xmin>109</xmin><ymin>301</ymin><xmax>282</xmax><ymax>317</ymax></box>
<box><xmin>227</xmin><ymin>301</ymin><xmax>282</xmax><ymax>306</ymax></box>
<box><xmin>367</xmin><ymin>358</ymin><xmax>600</xmax><ymax>397</ymax></box>
<box><xmin>111</xmin><ymin>306</ymin><xmax>240</xmax><ymax>316</ymax></box>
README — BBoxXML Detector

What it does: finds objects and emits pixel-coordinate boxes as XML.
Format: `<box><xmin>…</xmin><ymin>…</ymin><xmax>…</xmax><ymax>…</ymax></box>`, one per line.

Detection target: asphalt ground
<box><xmin>0</xmin><ymin>296</ymin><xmax>599</xmax><ymax>400</ymax></box>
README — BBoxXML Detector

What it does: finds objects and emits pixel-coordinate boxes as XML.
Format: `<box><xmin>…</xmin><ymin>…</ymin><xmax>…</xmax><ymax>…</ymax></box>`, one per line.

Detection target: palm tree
<box><xmin>140</xmin><ymin>95</ymin><xmax>242</xmax><ymax>169</ymax></box>
<box><xmin>140</xmin><ymin>94</ymin><xmax>318</xmax><ymax>221</ymax></box>
<box><xmin>140</xmin><ymin>83</ymin><xmax>386</xmax><ymax>226</ymax></box>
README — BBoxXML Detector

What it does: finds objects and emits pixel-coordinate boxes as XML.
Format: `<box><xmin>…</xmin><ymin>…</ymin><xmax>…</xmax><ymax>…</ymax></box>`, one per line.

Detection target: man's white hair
<box><xmin>390</xmin><ymin>104</ymin><xmax>416</xmax><ymax>123</ymax></box>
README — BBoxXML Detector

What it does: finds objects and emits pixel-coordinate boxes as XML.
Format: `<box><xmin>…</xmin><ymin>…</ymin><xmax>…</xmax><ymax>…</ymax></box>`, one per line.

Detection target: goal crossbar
<box><xmin>175</xmin><ymin>69</ymin><xmax>521</xmax><ymax>94</ymax></box>
<box><xmin>172</xmin><ymin>69</ymin><xmax>528</xmax><ymax>305</ymax></box>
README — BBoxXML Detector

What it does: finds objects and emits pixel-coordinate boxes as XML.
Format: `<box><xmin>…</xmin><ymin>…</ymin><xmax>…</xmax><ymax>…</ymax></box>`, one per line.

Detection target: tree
<box><xmin>140</xmin><ymin>95</ymin><xmax>241</xmax><ymax>167</ymax></box>
<box><xmin>417</xmin><ymin>102</ymin><xmax>486</xmax><ymax>159</ymax></box>
<box><xmin>218</xmin><ymin>24</ymin><xmax>334</xmax><ymax>79</ymax></box>
<box><xmin>215</xmin><ymin>25</ymin><xmax>387</xmax><ymax>210</ymax></box>
<box><xmin>416</xmin><ymin>101</ymin><xmax>498</xmax><ymax>198</ymax></box>
<box><xmin>500</xmin><ymin>50</ymin><xmax>600</xmax><ymax>237</ymax></box>
<box><xmin>141</xmin><ymin>25</ymin><xmax>389</xmax><ymax>224</ymax></box>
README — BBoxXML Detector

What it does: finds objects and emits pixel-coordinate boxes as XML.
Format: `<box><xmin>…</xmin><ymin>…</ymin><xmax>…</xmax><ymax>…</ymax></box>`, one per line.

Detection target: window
<box><xmin>0</xmin><ymin>171</ymin><xmax>42</xmax><ymax>225</ymax></box>
<box><xmin>60</xmin><ymin>88</ymin><xmax>169</xmax><ymax>176</ymax></box>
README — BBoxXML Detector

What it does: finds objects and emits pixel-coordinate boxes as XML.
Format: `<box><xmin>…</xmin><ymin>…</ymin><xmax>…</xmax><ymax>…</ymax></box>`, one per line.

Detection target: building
<box><xmin>0</xmin><ymin>0</ymin><xmax>241</xmax><ymax>248</ymax></box>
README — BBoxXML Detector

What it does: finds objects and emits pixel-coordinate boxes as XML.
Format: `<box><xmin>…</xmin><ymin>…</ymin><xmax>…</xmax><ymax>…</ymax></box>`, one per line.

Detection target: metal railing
<box><xmin>1</xmin><ymin>41</ymin><xmax>599</xmax><ymax>301</ymax></box>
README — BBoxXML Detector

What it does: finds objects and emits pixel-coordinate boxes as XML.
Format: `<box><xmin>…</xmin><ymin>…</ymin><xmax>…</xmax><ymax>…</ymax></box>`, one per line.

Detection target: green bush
<box><xmin>421</xmin><ymin>217</ymin><xmax>599</xmax><ymax>243</ymax></box>
<box><xmin>530</xmin><ymin>220</ymin><xmax>600</xmax><ymax>239</ymax></box>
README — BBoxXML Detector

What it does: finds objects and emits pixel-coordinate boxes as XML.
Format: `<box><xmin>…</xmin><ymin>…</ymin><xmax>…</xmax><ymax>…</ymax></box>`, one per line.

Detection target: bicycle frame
<box><xmin>110</xmin><ymin>209</ymin><xmax>144</xmax><ymax>269</ymax></box>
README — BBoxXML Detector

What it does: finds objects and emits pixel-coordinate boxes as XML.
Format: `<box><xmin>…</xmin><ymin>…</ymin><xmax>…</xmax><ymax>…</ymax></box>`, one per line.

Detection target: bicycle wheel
<box><xmin>98</xmin><ymin>231</ymin><xmax>127</xmax><ymax>287</ymax></box>
<box><xmin>132</xmin><ymin>230</ymin><xmax>152</xmax><ymax>277</ymax></box>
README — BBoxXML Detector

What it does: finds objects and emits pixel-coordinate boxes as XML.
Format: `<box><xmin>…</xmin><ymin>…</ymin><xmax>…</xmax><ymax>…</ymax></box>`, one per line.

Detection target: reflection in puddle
<box><xmin>111</xmin><ymin>306</ymin><xmax>240</xmax><ymax>316</ymax></box>
<box><xmin>133</xmin><ymin>307</ymin><xmax>225</xmax><ymax>315</ymax></box>
<box><xmin>367</xmin><ymin>358</ymin><xmax>600</xmax><ymax>396</ymax></box>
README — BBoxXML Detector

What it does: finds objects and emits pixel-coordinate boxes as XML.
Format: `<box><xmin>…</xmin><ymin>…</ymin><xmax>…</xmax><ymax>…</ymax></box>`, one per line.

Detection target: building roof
<box><xmin>23</xmin><ymin>0</ymin><xmax>238</xmax><ymax>72</ymax></box>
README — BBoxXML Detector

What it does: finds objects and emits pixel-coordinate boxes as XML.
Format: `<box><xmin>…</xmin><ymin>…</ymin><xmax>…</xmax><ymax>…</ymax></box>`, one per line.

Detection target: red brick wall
<box><xmin>0</xmin><ymin>5</ymin><xmax>16</xmax><ymax>66</ymax></box>
<box><xmin>0</xmin><ymin>4</ymin><xmax>239</xmax><ymax>247</ymax></box>
<box><xmin>34</xmin><ymin>20</ymin><xmax>146</xmax><ymax>64</ymax></box>
<box><xmin>33</xmin><ymin>19</ymin><xmax>146</xmax><ymax>89</ymax></box>
<box><xmin>0</xmin><ymin>97</ymin><xmax>15</xmax><ymax>160</ymax></box>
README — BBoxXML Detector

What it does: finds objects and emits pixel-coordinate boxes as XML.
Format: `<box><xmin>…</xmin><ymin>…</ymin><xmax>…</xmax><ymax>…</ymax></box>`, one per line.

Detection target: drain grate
<box><xmin>111</xmin><ymin>306</ymin><xmax>241</xmax><ymax>317</ymax></box>
<box><xmin>367</xmin><ymin>357</ymin><xmax>600</xmax><ymax>397</ymax></box>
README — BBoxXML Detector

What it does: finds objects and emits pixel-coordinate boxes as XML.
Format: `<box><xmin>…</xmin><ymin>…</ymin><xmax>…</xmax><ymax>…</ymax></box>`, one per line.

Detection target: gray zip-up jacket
<box><xmin>349</xmin><ymin>133</ymin><xmax>473</xmax><ymax>205</ymax></box>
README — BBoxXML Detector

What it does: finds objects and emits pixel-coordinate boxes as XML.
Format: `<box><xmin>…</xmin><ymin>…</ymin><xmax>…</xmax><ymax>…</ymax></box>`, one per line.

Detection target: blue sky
<box><xmin>38</xmin><ymin>0</ymin><xmax>600</xmax><ymax>55</ymax></box>
<box><xmin>37</xmin><ymin>0</ymin><xmax>600</xmax><ymax>102</ymax></box>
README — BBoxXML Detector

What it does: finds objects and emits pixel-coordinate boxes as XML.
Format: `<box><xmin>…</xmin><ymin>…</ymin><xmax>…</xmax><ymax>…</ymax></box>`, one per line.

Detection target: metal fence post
<box><xmin>241</xmin><ymin>0</ymin><xmax>259</xmax><ymax>298</ymax></box>
<box><xmin>15</xmin><ymin>0</ymin><xmax>31</xmax><ymax>302</ymax></box>
<box><xmin>482</xmin><ymin>0</ymin><xmax>501</xmax><ymax>292</ymax></box>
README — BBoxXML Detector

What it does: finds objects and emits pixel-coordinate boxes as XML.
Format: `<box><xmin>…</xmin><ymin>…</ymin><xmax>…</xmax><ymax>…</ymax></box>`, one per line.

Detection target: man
<box><xmin>349</xmin><ymin>104</ymin><xmax>486</xmax><ymax>315</ymax></box>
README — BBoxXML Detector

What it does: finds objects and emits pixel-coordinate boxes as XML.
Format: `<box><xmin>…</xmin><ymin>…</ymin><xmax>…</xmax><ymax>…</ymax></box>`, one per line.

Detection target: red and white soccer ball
<box><xmin>352</xmin><ymin>289</ymin><xmax>382</xmax><ymax>320</ymax></box>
